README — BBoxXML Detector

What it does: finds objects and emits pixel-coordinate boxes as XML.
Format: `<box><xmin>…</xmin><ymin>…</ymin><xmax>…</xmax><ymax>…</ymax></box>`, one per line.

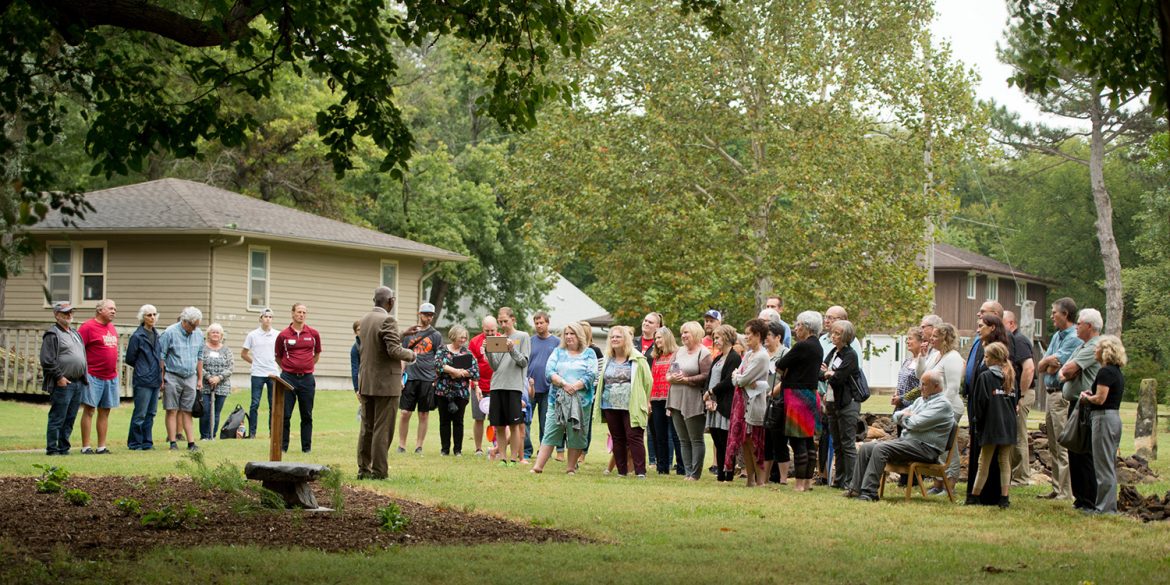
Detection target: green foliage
<box><xmin>320</xmin><ymin>466</ymin><xmax>346</xmax><ymax>514</ymax></box>
<box><xmin>510</xmin><ymin>0</ymin><xmax>981</xmax><ymax>332</ymax></box>
<box><xmin>114</xmin><ymin>497</ymin><xmax>141</xmax><ymax>517</ymax></box>
<box><xmin>0</xmin><ymin>0</ymin><xmax>602</xmax><ymax>277</ymax></box>
<box><xmin>177</xmin><ymin>450</ymin><xmax>247</xmax><ymax>494</ymax></box>
<box><xmin>62</xmin><ymin>488</ymin><xmax>91</xmax><ymax>507</ymax></box>
<box><xmin>1122</xmin><ymin>133</ymin><xmax>1170</xmax><ymax>392</ymax></box>
<box><xmin>1007</xmin><ymin>0</ymin><xmax>1166</xmax><ymax>123</ymax></box>
<box><xmin>376</xmin><ymin>503</ymin><xmax>410</xmax><ymax>532</ymax></box>
<box><xmin>33</xmin><ymin>464</ymin><xmax>69</xmax><ymax>494</ymax></box>
<box><xmin>140</xmin><ymin>504</ymin><xmax>201</xmax><ymax>530</ymax></box>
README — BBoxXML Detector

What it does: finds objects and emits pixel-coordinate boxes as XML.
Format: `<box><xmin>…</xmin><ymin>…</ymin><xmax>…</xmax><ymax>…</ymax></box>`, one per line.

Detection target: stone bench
<box><xmin>244</xmin><ymin>462</ymin><xmax>329</xmax><ymax>509</ymax></box>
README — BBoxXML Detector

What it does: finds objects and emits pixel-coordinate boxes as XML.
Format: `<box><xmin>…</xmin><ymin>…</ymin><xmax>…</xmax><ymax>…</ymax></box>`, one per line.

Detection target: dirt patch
<box><xmin>0</xmin><ymin>475</ymin><xmax>585</xmax><ymax>561</ymax></box>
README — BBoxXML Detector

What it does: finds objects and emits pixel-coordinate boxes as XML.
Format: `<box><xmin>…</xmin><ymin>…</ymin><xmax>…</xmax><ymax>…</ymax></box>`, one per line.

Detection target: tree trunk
<box><xmin>428</xmin><ymin>276</ymin><xmax>449</xmax><ymax>324</ymax></box>
<box><xmin>1088</xmin><ymin>92</ymin><xmax>1124</xmax><ymax>335</ymax></box>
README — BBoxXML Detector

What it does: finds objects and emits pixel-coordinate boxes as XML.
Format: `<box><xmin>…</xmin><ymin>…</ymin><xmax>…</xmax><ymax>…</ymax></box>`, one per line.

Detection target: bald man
<box><xmin>847</xmin><ymin>370</ymin><xmax>955</xmax><ymax>501</ymax></box>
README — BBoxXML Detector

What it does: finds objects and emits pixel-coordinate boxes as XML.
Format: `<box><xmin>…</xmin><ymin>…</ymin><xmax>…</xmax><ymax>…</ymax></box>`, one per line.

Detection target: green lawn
<box><xmin>3</xmin><ymin>390</ymin><xmax>1170</xmax><ymax>584</ymax></box>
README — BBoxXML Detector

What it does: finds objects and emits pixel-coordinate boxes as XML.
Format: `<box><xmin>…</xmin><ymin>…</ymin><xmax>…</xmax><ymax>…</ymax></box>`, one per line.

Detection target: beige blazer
<box><xmin>358</xmin><ymin>307</ymin><xmax>416</xmax><ymax>397</ymax></box>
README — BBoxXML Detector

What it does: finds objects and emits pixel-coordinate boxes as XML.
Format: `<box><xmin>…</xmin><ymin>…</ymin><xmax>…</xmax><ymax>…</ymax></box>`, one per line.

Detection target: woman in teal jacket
<box><xmin>595</xmin><ymin>326</ymin><xmax>652</xmax><ymax>477</ymax></box>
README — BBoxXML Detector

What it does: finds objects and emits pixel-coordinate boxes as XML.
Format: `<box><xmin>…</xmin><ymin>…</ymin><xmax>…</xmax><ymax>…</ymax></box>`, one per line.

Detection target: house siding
<box><xmin>3</xmin><ymin>235</ymin><xmax>428</xmax><ymax>393</ymax></box>
<box><xmin>207</xmin><ymin>239</ymin><xmax>424</xmax><ymax>387</ymax></box>
<box><xmin>3</xmin><ymin>236</ymin><xmax>212</xmax><ymax>322</ymax></box>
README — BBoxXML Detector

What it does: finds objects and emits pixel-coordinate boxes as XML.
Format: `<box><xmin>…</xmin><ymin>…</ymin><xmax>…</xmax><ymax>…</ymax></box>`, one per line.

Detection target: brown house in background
<box><xmin>931</xmin><ymin>242</ymin><xmax>1055</xmax><ymax>340</ymax></box>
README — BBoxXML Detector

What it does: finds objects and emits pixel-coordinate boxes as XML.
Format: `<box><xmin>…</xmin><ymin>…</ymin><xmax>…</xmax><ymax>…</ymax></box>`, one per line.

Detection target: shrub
<box><xmin>33</xmin><ymin>464</ymin><xmax>69</xmax><ymax>494</ymax></box>
<box><xmin>63</xmin><ymin>488</ymin><xmax>91</xmax><ymax>507</ymax></box>
<box><xmin>115</xmin><ymin>497</ymin><xmax>141</xmax><ymax>516</ymax></box>
<box><xmin>320</xmin><ymin>466</ymin><xmax>345</xmax><ymax>513</ymax></box>
<box><xmin>141</xmin><ymin>504</ymin><xmax>201</xmax><ymax>530</ymax></box>
<box><xmin>376</xmin><ymin>503</ymin><xmax>410</xmax><ymax>532</ymax></box>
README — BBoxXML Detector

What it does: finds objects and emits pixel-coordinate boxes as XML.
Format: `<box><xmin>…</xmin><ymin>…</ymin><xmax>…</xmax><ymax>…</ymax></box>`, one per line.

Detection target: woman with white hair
<box><xmin>773</xmin><ymin>310</ymin><xmax>824</xmax><ymax>492</ymax></box>
<box><xmin>200</xmin><ymin>323</ymin><xmax>234</xmax><ymax>440</ymax></box>
<box><xmin>125</xmin><ymin>304</ymin><xmax>161</xmax><ymax>450</ymax></box>
<box><xmin>1080</xmin><ymin>334</ymin><xmax>1126</xmax><ymax>514</ymax></box>
<box><xmin>435</xmin><ymin>324</ymin><xmax>479</xmax><ymax>456</ymax></box>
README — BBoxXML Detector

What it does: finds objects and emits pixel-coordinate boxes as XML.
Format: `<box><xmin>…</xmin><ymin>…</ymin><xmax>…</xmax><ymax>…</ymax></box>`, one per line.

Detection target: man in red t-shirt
<box><xmin>77</xmin><ymin>299</ymin><xmax>120</xmax><ymax>454</ymax></box>
<box><xmin>274</xmin><ymin>303</ymin><xmax>323</xmax><ymax>453</ymax></box>
<box><xmin>467</xmin><ymin>315</ymin><xmax>497</xmax><ymax>456</ymax></box>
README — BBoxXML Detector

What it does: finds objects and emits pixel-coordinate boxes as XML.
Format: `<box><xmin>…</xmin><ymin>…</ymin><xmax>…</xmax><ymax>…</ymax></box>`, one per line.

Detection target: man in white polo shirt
<box><xmin>241</xmin><ymin>308</ymin><xmax>280</xmax><ymax>438</ymax></box>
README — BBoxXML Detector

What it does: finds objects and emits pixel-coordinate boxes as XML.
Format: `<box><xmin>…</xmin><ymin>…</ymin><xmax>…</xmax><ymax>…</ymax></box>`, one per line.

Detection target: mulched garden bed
<box><xmin>0</xmin><ymin>475</ymin><xmax>585</xmax><ymax>561</ymax></box>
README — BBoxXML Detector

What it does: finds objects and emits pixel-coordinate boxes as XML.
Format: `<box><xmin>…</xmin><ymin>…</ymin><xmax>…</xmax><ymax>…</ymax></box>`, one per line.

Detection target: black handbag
<box><xmin>191</xmin><ymin>394</ymin><xmax>204</xmax><ymax>418</ymax></box>
<box><xmin>764</xmin><ymin>394</ymin><xmax>785</xmax><ymax>430</ymax></box>
<box><xmin>1057</xmin><ymin>400</ymin><xmax>1092</xmax><ymax>454</ymax></box>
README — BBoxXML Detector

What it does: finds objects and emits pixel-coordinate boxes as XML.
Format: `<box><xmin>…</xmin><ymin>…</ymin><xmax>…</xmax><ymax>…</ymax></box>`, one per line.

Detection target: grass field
<box><xmin>3</xmin><ymin>389</ymin><xmax>1170</xmax><ymax>584</ymax></box>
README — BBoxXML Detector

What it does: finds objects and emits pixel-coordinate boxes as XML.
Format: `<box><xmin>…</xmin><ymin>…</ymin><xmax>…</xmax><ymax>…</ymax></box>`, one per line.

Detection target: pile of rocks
<box><xmin>1119</xmin><ymin>485</ymin><xmax>1170</xmax><ymax>522</ymax></box>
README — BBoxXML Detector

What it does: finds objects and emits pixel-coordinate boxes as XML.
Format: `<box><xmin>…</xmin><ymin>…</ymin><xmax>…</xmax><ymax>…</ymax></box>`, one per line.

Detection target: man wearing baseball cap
<box><xmin>398</xmin><ymin>302</ymin><xmax>443</xmax><ymax>454</ymax></box>
<box><xmin>41</xmin><ymin>301</ymin><xmax>87</xmax><ymax>455</ymax></box>
<box><xmin>702</xmin><ymin>309</ymin><xmax>722</xmax><ymax>350</ymax></box>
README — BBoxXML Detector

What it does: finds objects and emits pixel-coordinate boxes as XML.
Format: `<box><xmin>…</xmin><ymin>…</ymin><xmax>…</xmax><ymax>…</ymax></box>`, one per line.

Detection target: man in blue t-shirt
<box><xmin>525</xmin><ymin>311</ymin><xmax>560</xmax><ymax>459</ymax></box>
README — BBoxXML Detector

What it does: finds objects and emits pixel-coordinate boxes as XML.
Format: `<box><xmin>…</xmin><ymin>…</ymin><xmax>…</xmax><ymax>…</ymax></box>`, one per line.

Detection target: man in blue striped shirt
<box><xmin>159</xmin><ymin>307</ymin><xmax>205</xmax><ymax>451</ymax></box>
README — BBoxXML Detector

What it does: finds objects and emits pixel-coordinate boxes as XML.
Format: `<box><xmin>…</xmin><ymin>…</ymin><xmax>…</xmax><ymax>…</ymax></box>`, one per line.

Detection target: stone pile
<box><xmin>1119</xmin><ymin>485</ymin><xmax>1170</xmax><ymax>522</ymax></box>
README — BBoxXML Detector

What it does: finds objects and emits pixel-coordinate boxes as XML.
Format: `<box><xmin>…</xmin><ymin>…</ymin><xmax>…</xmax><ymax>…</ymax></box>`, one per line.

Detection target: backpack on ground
<box><xmin>220</xmin><ymin>404</ymin><xmax>247</xmax><ymax>439</ymax></box>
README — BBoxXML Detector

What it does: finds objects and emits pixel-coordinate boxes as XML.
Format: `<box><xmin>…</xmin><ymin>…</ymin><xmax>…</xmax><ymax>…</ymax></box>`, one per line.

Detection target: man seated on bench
<box><xmin>845</xmin><ymin>370</ymin><xmax>955</xmax><ymax>501</ymax></box>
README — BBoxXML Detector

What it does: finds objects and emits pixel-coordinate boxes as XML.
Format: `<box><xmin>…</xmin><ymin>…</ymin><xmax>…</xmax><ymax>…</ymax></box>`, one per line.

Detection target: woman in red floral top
<box><xmin>649</xmin><ymin>327</ymin><xmax>678</xmax><ymax>474</ymax></box>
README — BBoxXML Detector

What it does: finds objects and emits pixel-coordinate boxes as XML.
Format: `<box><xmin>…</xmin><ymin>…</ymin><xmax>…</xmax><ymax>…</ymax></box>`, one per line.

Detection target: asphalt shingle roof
<box><xmin>30</xmin><ymin>178</ymin><xmax>466</xmax><ymax>261</ymax></box>
<box><xmin>933</xmin><ymin>242</ymin><xmax>1049</xmax><ymax>283</ymax></box>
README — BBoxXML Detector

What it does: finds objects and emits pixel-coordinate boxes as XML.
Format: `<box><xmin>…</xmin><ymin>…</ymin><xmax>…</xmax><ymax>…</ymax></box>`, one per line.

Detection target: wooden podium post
<box><xmin>268</xmin><ymin>374</ymin><xmax>293</xmax><ymax>461</ymax></box>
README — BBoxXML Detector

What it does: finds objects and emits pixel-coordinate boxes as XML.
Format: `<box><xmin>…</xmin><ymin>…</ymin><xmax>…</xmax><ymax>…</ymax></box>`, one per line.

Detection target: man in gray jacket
<box><xmin>846</xmin><ymin>370</ymin><xmax>955</xmax><ymax>501</ymax></box>
<box><xmin>487</xmin><ymin>306</ymin><xmax>530</xmax><ymax>465</ymax></box>
<box><xmin>41</xmin><ymin>301</ymin><xmax>88</xmax><ymax>455</ymax></box>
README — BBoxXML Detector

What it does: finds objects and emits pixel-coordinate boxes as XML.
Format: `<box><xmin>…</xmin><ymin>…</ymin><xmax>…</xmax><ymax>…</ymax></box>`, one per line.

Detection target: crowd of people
<box><xmin>39</xmin><ymin>287</ymin><xmax>1128</xmax><ymax>514</ymax></box>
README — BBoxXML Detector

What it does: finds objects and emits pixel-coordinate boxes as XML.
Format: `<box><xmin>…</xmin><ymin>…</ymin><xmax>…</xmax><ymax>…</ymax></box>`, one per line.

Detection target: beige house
<box><xmin>0</xmin><ymin>178</ymin><xmax>465</xmax><ymax>393</ymax></box>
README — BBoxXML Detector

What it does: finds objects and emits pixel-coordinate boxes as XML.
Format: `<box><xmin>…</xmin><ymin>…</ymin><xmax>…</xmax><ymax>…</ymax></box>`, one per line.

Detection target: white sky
<box><xmin>931</xmin><ymin>0</ymin><xmax>1048</xmax><ymax>123</ymax></box>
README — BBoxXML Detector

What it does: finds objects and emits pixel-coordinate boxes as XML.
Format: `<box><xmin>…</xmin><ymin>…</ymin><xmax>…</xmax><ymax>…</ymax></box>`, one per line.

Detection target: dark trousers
<box><xmin>46</xmin><ymin>381</ymin><xmax>84</xmax><ymax>454</ymax></box>
<box><xmin>127</xmin><ymin>383</ymin><xmax>159</xmax><ymax>449</ymax></box>
<box><xmin>437</xmin><ymin>395</ymin><xmax>468</xmax><ymax>454</ymax></box>
<box><xmin>281</xmin><ymin>372</ymin><xmax>316</xmax><ymax>452</ymax></box>
<box><xmin>249</xmin><ymin>375</ymin><xmax>275</xmax><ymax>438</ymax></box>
<box><xmin>791</xmin><ymin>437</ymin><xmax>815</xmax><ymax>479</ymax></box>
<box><xmin>199</xmin><ymin>393</ymin><xmax>227</xmax><ymax>440</ymax></box>
<box><xmin>603</xmin><ymin>409</ymin><xmax>646</xmax><ymax>476</ymax></box>
<box><xmin>710</xmin><ymin>427</ymin><xmax>730</xmax><ymax>481</ymax></box>
<box><xmin>827</xmin><ymin>401</ymin><xmax>860</xmax><ymax>488</ymax></box>
<box><xmin>1067</xmin><ymin>398</ymin><xmax>1098</xmax><ymax>509</ymax></box>
<box><xmin>650</xmin><ymin>401</ymin><xmax>673</xmax><ymax>473</ymax></box>
<box><xmin>817</xmin><ymin>411</ymin><xmax>831</xmax><ymax>481</ymax></box>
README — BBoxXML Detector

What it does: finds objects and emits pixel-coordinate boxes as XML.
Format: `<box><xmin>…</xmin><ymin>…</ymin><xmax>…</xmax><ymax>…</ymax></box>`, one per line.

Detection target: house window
<box><xmin>380</xmin><ymin>261</ymin><xmax>398</xmax><ymax>290</ymax></box>
<box><xmin>45</xmin><ymin>242</ymin><xmax>106</xmax><ymax>305</ymax></box>
<box><xmin>986</xmin><ymin>275</ymin><xmax>999</xmax><ymax>302</ymax></box>
<box><xmin>966</xmin><ymin>273</ymin><xmax>976</xmax><ymax>300</ymax></box>
<box><xmin>248</xmin><ymin>247</ymin><xmax>270</xmax><ymax>309</ymax></box>
<box><xmin>1016</xmin><ymin>281</ymin><xmax>1027</xmax><ymax>304</ymax></box>
<box><xmin>47</xmin><ymin>246</ymin><xmax>72</xmax><ymax>303</ymax></box>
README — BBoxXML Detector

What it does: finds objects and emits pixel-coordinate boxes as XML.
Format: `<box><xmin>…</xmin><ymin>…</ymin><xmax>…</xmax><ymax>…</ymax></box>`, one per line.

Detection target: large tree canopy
<box><xmin>0</xmin><ymin>0</ymin><xmax>602</xmax><ymax>276</ymax></box>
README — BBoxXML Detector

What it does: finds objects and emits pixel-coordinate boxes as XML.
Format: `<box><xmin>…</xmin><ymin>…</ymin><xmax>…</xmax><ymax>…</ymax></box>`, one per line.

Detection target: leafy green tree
<box><xmin>1123</xmin><ymin>133</ymin><xmax>1170</xmax><ymax>398</ymax></box>
<box><xmin>996</xmin><ymin>20</ymin><xmax>1161</xmax><ymax>335</ymax></box>
<box><xmin>1008</xmin><ymin>0</ymin><xmax>1170</xmax><ymax>129</ymax></box>
<box><xmin>0</xmin><ymin>0</ymin><xmax>602</xmax><ymax>277</ymax></box>
<box><xmin>509</xmin><ymin>0</ymin><xmax>981</xmax><ymax>333</ymax></box>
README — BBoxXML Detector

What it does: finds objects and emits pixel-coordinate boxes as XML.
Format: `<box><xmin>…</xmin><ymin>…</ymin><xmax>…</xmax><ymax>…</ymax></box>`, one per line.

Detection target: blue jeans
<box><xmin>281</xmin><ymin>373</ymin><xmax>316</xmax><ymax>452</ymax></box>
<box><xmin>523</xmin><ymin>392</ymin><xmax>550</xmax><ymax>458</ymax></box>
<box><xmin>249</xmin><ymin>376</ymin><xmax>275</xmax><ymax>438</ymax></box>
<box><xmin>199</xmin><ymin>393</ymin><xmax>228</xmax><ymax>440</ymax></box>
<box><xmin>47</xmin><ymin>381</ymin><xmax>84</xmax><ymax>454</ymax></box>
<box><xmin>127</xmin><ymin>384</ymin><xmax>159</xmax><ymax>449</ymax></box>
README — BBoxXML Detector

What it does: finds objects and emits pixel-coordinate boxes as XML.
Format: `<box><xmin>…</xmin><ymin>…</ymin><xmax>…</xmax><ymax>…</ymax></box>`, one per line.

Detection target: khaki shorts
<box><xmin>163</xmin><ymin>372</ymin><xmax>198</xmax><ymax>412</ymax></box>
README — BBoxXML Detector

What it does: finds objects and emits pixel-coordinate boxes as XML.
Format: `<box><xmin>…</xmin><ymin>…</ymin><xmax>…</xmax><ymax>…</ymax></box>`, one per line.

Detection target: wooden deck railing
<box><xmin>0</xmin><ymin>325</ymin><xmax>134</xmax><ymax>397</ymax></box>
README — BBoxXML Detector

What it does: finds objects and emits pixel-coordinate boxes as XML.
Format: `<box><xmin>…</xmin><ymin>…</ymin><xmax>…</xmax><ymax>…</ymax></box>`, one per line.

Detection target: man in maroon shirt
<box><xmin>78</xmin><ymin>299</ymin><xmax>120</xmax><ymax>454</ymax></box>
<box><xmin>274</xmin><ymin>303</ymin><xmax>322</xmax><ymax>453</ymax></box>
<box><xmin>467</xmin><ymin>315</ymin><xmax>497</xmax><ymax>456</ymax></box>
